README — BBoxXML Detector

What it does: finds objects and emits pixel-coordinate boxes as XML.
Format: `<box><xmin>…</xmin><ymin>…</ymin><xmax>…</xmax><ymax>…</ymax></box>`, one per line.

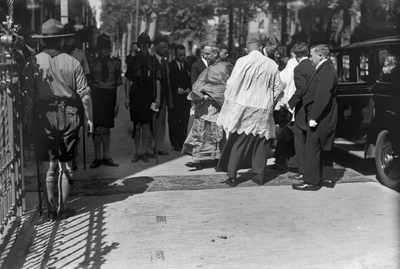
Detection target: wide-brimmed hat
<box><xmin>32</xmin><ymin>19</ymin><xmax>75</xmax><ymax>38</ymax></box>
<box><xmin>96</xmin><ymin>33</ymin><xmax>111</xmax><ymax>49</ymax></box>
<box><xmin>133</xmin><ymin>32</ymin><xmax>153</xmax><ymax>46</ymax></box>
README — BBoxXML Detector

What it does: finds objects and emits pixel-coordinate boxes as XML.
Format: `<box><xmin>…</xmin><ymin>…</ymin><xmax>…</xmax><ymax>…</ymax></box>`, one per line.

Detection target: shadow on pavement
<box><xmin>19</xmin><ymin>177</ymin><xmax>154</xmax><ymax>269</ymax></box>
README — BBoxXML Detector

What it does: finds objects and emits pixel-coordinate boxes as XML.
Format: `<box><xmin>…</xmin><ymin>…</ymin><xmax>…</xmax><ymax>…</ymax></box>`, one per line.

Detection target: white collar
<box><xmin>316</xmin><ymin>58</ymin><xmax>328</xmax><ymax>69</ymax></box>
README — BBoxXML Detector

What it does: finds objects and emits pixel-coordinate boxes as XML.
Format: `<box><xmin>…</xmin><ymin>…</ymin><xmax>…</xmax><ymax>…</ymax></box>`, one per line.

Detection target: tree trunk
<box><xmin>228</xmin><ymin>3</ymin><xmax>234</xmax><ymax>57</ymax></box>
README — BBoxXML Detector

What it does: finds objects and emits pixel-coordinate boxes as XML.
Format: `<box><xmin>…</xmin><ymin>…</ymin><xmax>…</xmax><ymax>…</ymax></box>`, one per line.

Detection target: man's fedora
<box><xmin>133</xmin><ymin>32</ymin><xmax>153</xmax><ymax>46</ymax></box>
<box><xmin>32</xmin><ymin>19</ymin><xmax>75</xmax><ymax>38</ymax></box>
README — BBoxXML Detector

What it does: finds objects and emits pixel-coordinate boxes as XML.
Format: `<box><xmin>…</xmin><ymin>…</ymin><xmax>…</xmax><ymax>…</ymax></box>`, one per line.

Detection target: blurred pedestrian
<box><xmin>168</xmin><ymin>44</ymin><xmax>192</xmax><ymax>151</ymax></box>
<box><xmin>183</xmin><ymin>41</ymin><xmax>233</xmax><ymax>170</ymax></box>
<box><xmin>146</xmin><ymin>34</ymin><xmax>173</xmax><ymax>158</ymax></box>
<box><xmin>88</xmin><ymin>33</ymin><xmax>122</xmax><ymax>168</ymax></box>
<box><xmin>287</xmin><ymin>42</ymin><xmax>315</xmax><ymax>180</ymax></box>
<box><xmin>216</xmin><ymin>38</ymin><xmax>282</xmax><ymax>187</ymax></box>
<box><xmin>124</xmin><ymin>32</ymin><xmax>161</xmax><ymax>163</ymax></box>
<box><xmin>292</xmin><ymin>44</ymin><xmax>338</xmax><ymax>191</ymax></box>
<box><xmin>63</xmin><ymin>23</ymin><xmax>90</xmax><ymax>171</ymax></box>
<box><xmin>22</xmin><ymin>19</ymin><xmax>93</xmax><ymax>220</ymax></box>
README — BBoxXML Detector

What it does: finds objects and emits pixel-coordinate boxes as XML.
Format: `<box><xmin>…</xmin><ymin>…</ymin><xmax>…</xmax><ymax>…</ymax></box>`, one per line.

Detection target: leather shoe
<box><xmin>157</xmin><ymin>151</ymin><xmax>169</xmax><ymax>155</ymax></box>
<box><xmin>90</xmin><ymin>159</ymin><xmax>102</xmax><ymax>168</ymax></box>
<box><xmin>252</xmin><ymin>177</ymin><xmax>268</xmax><ymax>186</ymax></box>
<box><xmin>103</xmin><ymin>158</ymin><xmax>119</xmax><ymax>167</ymax></box>
<box><xmin>142</xmin><ymin>154</ymin><xmax>150</xmax><ymax>163</ymax></box>
<box><xmin>321</xmin><ymin>179</ymin><xmax>336</xmax><ymax>188</ymax></box>
<box><xmin>289</xmin><ymin>173</ymin><xmax>303</xmax><ymax>180</ymax></box>
<box><xmin>131</xmin><ymin>154</ymin><xmax>141</xmax><ymax>163</ymax></box>
<box><xmin>185</xmin><ymin>161</ymin><xmax>202</xmax><ymax>170</ymax></box>
<box><xmin>292</xmin><ymin>182</ymin><xmax>321</xmax><ymax>191</ymax></box>
<box><xmin>220</xmin><ymin>177</ymin><xmax>237</xmax><ymax>187</ymax></box>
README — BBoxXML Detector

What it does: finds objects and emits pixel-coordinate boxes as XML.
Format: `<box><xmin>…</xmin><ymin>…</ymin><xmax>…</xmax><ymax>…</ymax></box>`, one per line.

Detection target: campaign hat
<box><xmin>133</xmin><ymin>32</ymin><xmax>153</xmax><ymax>46</ymax></box>
<box><xmin>96</xmin><ymin>33</ymin><xmax>111</xmax><ymax>49</ymax></box>
<box><xmin>32</xmin><ymin>19</ymin><xmax>75</xmax><ymax>38</ymax></box>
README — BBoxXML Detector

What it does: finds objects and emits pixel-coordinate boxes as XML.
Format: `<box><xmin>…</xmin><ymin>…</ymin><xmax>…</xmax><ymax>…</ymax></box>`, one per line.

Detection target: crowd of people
<box><xmin>18</xmin><ymin>18</ymin><xmax>338</xmax><ymax>221</ymax></box>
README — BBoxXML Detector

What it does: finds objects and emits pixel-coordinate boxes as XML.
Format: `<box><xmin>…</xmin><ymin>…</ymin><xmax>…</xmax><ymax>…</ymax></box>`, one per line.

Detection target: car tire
<box><xmin>375</xmin><ymin>130</ymin><xmax>400</xmax><ymax>190</ymax></box>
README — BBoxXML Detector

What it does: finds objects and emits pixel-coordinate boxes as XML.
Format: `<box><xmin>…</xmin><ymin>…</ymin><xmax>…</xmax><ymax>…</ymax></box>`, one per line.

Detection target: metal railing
<box><xmin>0</xmin><ymin>14</ymin><xmax>25</xmax><ymax>238</ymax></box>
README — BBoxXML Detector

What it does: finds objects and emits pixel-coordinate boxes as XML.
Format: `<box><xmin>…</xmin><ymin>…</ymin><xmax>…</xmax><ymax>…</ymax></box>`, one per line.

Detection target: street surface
<box><xmin>17</xmin><ymin>94</ymin><xmax>400</xmax><ymax>269</ymax></box>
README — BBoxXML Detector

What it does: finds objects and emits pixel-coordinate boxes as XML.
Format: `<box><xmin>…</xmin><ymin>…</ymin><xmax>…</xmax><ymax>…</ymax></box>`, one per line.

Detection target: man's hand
<box><xmin>309</xmin><ymin>119</ymin><xmax>318</xmax><ymax>127</ymax></box>
<box><xmin>87</xmin><ymin>119</ymin><xmax>94</xmax><ymax>136</ymax></box>
<box><xmin>177</xmin><ymin>87</ymin><xmax>185</xmax><ymax>95</ymax></box>
<box><xmin>184</xmin><ymin>88</ymin><xmax>191</xmax><ymax>95</ymax></box>
<box><xmin>155</xmin><ymin>99</ymin><xmax>160</xmax><ymax>109</ymax></box>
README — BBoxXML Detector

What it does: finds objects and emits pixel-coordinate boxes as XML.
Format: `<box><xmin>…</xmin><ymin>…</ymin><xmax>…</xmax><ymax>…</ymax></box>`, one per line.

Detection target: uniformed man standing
<box><xmin>23</xmin><ymin>19</ymin><xmax>93</xmax><ymax>221</ymax></box>
<box><xmin>63</xmin><ymin>23</ymin><xmax>90</xmax><ymax>170</ymax></box>
<box><xmin>89</xmin><ymin>33</ymin><xmax>122</xmax><ymax>168</ymax></box>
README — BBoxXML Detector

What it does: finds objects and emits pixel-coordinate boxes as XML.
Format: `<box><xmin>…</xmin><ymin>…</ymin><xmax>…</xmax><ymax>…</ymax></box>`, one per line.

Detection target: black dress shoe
<box><xmin>321</xmin><ymin>179</ymin><xmax>336</xmax><ymax>188</ymax></box>
<box><xmin>292</xmin><ymin>182</ymin><xmax>321</xmax><ymax>191</ymax></box>
<box><xmin>157</xmin><ymin>151</ymin><xmax>169</xmax><ymax>155</ymax></box>
<box><xmin>90</xmin><ymin>159</ymin><xmax>102</xmax><ymax>168</ymax></box>
<box><xmin>185</xmin><ymin>161</ymin><xmax>202</xmax><ymax>170</ymax></box>
<box><xmin>131</xmin><ymin>154</ymin><xmax>141</xmax><ymax>163</ymax></box>
<box><xmin>142</xmin><ymin>154</ymin><xmax>150</xmax><ymax>163</ymax></box>
<box><xmin>220</xmin><ymin>177</ymin><xmax>237</xmax><ymax>187</ymax></box>
<box><xmin>103</xmin><ymin>158</ymin><xmax>119</xmax><ymax>167</ymax></box>
<box><xmin>289</xmin><ymin>173</ymin><xmax>303</xmax><ymax>180</ymax></box>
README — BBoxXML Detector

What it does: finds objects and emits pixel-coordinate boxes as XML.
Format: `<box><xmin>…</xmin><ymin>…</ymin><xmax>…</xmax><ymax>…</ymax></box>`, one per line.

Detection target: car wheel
<box><xmin>375</xmin><ymin>130</ymin><xmax>400</xmax><ymax>190</ymax></box>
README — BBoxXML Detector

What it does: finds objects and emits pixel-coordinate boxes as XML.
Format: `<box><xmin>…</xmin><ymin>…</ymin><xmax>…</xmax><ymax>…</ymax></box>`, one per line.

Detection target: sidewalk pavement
<box><xmin>16</xmin><ymin>94</ymin><xmax>400</xmax><ymax>269</ymax></box>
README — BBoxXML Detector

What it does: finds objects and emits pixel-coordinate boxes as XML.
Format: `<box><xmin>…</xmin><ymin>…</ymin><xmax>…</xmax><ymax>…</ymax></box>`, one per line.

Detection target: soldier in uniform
<box><xmin>89</xmin><ymin>33</ymin><xmax>122</xmax><ymax>168</ymax></box>
<box><xmin>63</xmin><ymin>23</ymin><xmax>90</xmax><ymax>170</ymax></box>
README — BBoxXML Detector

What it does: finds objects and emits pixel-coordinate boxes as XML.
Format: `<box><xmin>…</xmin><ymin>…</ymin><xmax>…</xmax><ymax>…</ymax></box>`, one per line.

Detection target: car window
<box><xmin>333</xmin><ymin>51</ymin><xmax>369</xmax><ymax>83</ymax></box>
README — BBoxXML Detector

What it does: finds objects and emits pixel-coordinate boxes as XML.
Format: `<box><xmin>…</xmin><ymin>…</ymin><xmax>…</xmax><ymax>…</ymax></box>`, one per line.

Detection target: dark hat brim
<box><xmin>32</xmin><ymin>33</ymin><xmax>75</xmax><ymax>39</ymax></box>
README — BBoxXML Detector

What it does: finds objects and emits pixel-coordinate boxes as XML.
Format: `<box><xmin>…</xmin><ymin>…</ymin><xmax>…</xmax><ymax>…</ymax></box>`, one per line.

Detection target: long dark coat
<box><xmin>288</xmin><ymin>59</ymin><xmax>315</xmax><ymax>131</ymax></box>
<box><xmin>301</xmin><ymin>59</ymin><xmax>338</xmax><ymax>150</ymax></box>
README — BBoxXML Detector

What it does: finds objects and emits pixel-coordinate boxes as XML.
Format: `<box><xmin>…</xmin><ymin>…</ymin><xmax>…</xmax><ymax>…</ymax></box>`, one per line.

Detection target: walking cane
<box><xmin>82</xmin><ymin>126</ymin><xmax>86</xmax><ymax>170</ymax></box>
<box><xmin>153</xmin><ymin>110</ymin><xmax>159</xmax><ymax>164</ymax></box>
<box><xmin>152</xmin><ymin>56</ymin><xmax>159</xmax><ymax>164</ymax></box>
<box><xmin>36</xmin><ymin>157</ymin><xmax>43</xmax><ymax>216</ymax></box>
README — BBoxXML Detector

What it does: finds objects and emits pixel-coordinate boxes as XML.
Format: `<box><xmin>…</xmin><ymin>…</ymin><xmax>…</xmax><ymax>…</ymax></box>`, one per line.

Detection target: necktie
<box><xmin>180</xmin><ymin>62</ymin><xmax>184</xmax><ymax>72</ymax></box>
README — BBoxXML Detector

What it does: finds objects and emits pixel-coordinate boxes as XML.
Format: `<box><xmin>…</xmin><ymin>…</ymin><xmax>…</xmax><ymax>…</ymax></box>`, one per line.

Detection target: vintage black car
<box><xmin>330</xmin><ymin>36</ymin><xmax>400</xmax><ymax>190</ymax></box>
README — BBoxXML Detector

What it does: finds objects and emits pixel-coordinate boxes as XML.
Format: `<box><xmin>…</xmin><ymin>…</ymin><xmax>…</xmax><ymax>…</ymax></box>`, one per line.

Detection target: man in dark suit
<box><xmin>21</xmin><ymin>30</ymin><xmax>38</xmax><ymax>61</ymax></box>
<box><xmin>191</xmin><ymin>42</ymin><xmax>208</xmax><ymax>85</ymax></box>
<box><xmin>168</xmin><ymin>44</ymin><xmax>192</xmax><ymax>151</ymax></box>
<box><xmin>288</xmin><ymin>42</ymin><xmax>315</xmax><ymax>180</ymax></box>
<box><xmin>292</xmin><ymin>44</ymin><xmax>338</xmax><ymax>191</ymax></box>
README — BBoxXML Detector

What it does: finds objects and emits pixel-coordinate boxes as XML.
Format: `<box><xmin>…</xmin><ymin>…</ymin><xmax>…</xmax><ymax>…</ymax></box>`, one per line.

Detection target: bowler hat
<box><xmin>97</xmin><ymin>33</ymin><xmax>111</xmax><ymax>49</ymax></box>
<box><xmin>32</xmin><ymin>19</ymin><xmax>75</xmax><ymax>38</ymax></box>
<box><xmin>133</xmin><ymin>32</ymin><xmax>153</xmax><ymax>46</ymax></box>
